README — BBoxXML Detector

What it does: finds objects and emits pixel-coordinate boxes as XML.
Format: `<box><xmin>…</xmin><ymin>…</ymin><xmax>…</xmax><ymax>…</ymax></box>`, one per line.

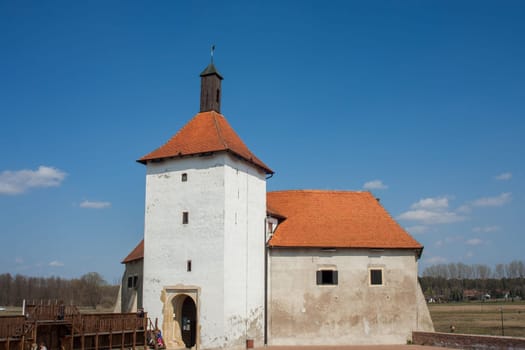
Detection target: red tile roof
<box><xmin>122</xmin><ymin>191</ymin><xmax>423</xmax><ymax>264</ymax></box>
<box><xmin>121</xmin><ymin>240</ymin><xmax>144</xmax><ymax>263</ymax></box>
<box><xmin>267</xmin><ymin>190</ymin><xmax>423</xmax><ymax>251</ymax></box>
<box><xmin>138</xmin><ymin>111</ymin><xmax>273</xmax><ymax>174</ymax></box>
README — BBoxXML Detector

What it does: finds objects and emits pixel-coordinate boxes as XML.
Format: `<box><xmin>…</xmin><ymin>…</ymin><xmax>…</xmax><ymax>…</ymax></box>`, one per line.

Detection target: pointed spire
<box><xmin>200</xmin><ymin>45</ymin><xmax>223</xmax><ymax>113</ymax></box>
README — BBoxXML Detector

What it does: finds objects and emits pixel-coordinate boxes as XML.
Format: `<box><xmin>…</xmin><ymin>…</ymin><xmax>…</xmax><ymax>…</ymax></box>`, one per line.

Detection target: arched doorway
<box><xmin>180</xmin><ymin>296</ymin><xmax>197</xmax><ymax>348</ymax></box>
<box><xmin>163</xmin><ymin>289</ymin><xmax>198</xmax><ymax>349</ymax></box>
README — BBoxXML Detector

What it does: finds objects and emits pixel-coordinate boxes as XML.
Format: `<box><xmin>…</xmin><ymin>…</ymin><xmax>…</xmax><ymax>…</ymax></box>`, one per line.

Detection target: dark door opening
<box><xmin>181</xmin><ymin>297</ymin><xmax>197</xmax><ymax>348</ymax></box>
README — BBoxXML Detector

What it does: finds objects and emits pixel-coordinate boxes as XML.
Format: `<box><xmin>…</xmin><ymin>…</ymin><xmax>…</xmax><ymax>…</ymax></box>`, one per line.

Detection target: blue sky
<box><xmin>1</xmin><ymin>1</ymin><xmax>523</xmax><ymax>283</ymax></box>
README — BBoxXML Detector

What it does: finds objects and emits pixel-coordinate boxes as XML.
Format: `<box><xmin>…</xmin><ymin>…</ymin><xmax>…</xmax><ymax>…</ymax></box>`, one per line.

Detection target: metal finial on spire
<box><xmin>211</xmin><ymin>45</ymin><xmax>215</xmax><ymax>63</ymax></box>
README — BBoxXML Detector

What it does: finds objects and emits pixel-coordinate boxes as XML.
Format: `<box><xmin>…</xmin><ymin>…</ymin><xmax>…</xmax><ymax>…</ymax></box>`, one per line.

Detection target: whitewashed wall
<box><xmin>142</xmin><ymin>153</ymin><xmax>266</xmax><ymax>349</ymax></box>
<box><xmin>267</xmin><ymin>248</ymin><xmax>434</xmax><ymax>345</ymax></box>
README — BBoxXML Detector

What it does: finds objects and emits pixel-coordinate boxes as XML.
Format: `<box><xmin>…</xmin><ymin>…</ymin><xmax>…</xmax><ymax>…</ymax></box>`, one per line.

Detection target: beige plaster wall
<box><xmin>267</xmin><ymin>248</ymin><xmax>433</xmax><ymax>345</ymax></box>
<box><xmin>121</xmin><ymin>259</ymin><xmax>143</xmax><ymax>313</ymax></box>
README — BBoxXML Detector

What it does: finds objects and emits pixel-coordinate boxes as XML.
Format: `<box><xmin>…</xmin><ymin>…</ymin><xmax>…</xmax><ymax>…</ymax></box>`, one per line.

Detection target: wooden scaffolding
<box><xmin>0</xmin><ymin>302</ymin><xmax>147</xmax><ymax>350</ymax></box>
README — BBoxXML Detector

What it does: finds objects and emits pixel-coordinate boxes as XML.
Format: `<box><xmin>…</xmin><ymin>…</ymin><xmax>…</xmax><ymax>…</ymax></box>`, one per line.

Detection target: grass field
<box><xmin>428</xmin><ymin>301</ymin><xmax>525</xmax><ymax>338</ymax></box>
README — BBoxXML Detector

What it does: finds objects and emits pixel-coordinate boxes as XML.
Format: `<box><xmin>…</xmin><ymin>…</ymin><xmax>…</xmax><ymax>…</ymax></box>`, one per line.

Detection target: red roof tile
<box><xmin>267</xmin><ymin>190</ymin><xmax>423</xmax><ymax>250</ymax></box>
<box><xmin>138</xmin><ymin>111</ymin><xmax>273</xmax><ymax>174</ymax></box>
<box><xmin>121</xmin><ymin>240</ymin><xmax>144</xmax><ymax>264</ymax></box>
<box><xmin>122</xmin><ymin>191</ymin><xmax>423</xmax><ymax>263</ymax></box>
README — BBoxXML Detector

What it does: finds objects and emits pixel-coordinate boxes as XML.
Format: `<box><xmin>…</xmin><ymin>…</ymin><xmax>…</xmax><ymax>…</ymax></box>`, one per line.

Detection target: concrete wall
<box><xmin>142</xmin><ymin>153</ymin><xmax>266</xmax><ymax>350</ymax></box>
<box><xmin>267</xmin><ymin>248</ymin><xmax>433</xmax><ymax>345</ymax></box>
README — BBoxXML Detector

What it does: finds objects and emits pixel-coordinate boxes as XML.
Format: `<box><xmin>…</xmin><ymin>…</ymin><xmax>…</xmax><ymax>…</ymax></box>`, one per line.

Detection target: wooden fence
<box><xmin>0</xmin><ymin>304</ymin><xmax>147</xmax><ymax>350</ymax></box>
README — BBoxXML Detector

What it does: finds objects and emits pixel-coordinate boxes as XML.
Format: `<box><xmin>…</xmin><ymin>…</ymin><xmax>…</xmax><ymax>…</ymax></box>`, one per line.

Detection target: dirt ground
<box><xmin>257</xmin><ymin>346</ymin><xmax>455</xmax><ymax>350</ymax></box>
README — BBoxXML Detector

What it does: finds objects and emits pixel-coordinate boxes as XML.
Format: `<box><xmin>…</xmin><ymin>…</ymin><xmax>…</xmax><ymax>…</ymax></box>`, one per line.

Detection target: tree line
<box><xmin>0</xmin><ymin>272</ymin><xmax>119</xmax><ymax>308</ymax></box>
<box><xmin>420</xmin><ymin>261</ymin><xmax>525</xmax><ymax>302</ymax></box>
<box><xmin>422</xmin><ymin>260</ymin><xmax>525</xmax><ymax>280</ymax></box>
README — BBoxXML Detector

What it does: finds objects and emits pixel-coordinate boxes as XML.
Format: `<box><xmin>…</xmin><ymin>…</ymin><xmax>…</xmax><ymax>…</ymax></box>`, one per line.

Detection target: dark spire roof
<box><xmin>200</xmin><ymin>62</ymin><xmax>223</xmax><ymax>80</ymax></box>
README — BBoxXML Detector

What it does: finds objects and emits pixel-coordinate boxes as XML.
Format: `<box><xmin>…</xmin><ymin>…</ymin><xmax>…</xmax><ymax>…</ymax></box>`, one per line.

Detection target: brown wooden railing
<box><xmin>25</xmin><ymin>303</ymin><xmax>80</xmax><ymax>321</ymax></box>
<box><xmin>0</xmin><ymin>316</ymin><xmax>27</xmax><ymax>338</ymax></box>
<box><xmin>0</xmin><ymin>305</ymin><xmax>147</xmax><ymax>350</ymax></box>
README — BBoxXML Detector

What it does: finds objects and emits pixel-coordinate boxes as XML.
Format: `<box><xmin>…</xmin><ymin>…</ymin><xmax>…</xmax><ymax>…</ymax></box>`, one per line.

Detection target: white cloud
<box><xmin>472</xmin><ymin>226</ymin><xmax>500</xmax><ymax>233</ymax></box>
<box><xmin>15</xmin><ymin>257</ymin><xmax>24</xmax><ymax>265</ymax></box>
<box><xmin>495</xmin><ymin>172</ymin><xmax>512</xmax><ymax>181</ymax></box>
<box><xmin>456</xmin><ymin>204</ymin><xmax>472</xmax><ymax>214</ymax></box>
<box><xmin>411</xmin><ymin>196</ymin><xmax>449</xmax><ymax>210</ymax></box>
<box><xmin>466</xmin><ymin>238</ymin><xmax>483</xmax><ymax>246</ymax></box>
<box><xmin>406</xmin><ymin>225</ymin><xmax>428</xmax><ymax>234</ymax></box>
<box><xmin>0</xmin><ymin>166</ymin><xmax>67</xmax><ymax>195</ymax></box>
<box><xmin>398</xmin><ymin>209</ymin><xmax>465</xmax><ymax>224</ymax></box>
<box><xmin>425</xmin><ymin>256</ymin><xmax>447</xmax><ymax>264</ymax></box>
<box><xmin>399</xmin><ymin>196</ymin><xmax>466</xmax><ymax>225</ymax></box>
<box><xmin>471</xmin><ymin>192</ymin><xmax>511</xmax><ymax>207</ymax></box>
<box><xmin>363</xmin><ymin>180</ymin><xmax>388</xmax><ymax>190</ymax></box>
<box><xmin>80</xmin><ymin>200</ymin><xmax>111</xmax><ymax>209</ymax></box>
<box><xmin>49</xmin><ymin>260</ymin><xmax>64</xmax><ymax>267</ymax></box>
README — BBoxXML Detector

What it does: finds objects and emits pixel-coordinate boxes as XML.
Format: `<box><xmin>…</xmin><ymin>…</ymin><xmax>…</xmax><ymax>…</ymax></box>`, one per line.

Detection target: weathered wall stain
<box><xmin>268</xmin><ymin>247</ymin><xmax>434</xmax><ymax>345</ymax></box>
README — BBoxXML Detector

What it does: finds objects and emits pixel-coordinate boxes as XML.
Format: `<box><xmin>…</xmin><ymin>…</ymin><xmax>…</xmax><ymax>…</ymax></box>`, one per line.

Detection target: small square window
<box><xmin>181</xmin><ymin>173</ymin><xmax>187</xmax><ymax>182</ymax></box>
<box><xmin>182</xmin><ymin>212</ymin><xmax>189</xmax><ymax>224</ymax></box>
<box><xmin>316</xmin><ymin>270</ymin><xmax>338</xmax><ymax>285</ymax></box>
<box><xmin>370</xmin><ymin>269</ymin><xmax>383</xmax><ymax>285</ymax></box>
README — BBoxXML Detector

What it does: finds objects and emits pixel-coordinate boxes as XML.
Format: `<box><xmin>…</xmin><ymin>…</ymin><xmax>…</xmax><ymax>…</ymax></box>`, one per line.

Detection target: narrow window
<box><xmin>127</xmin><ymin>276</ymin><xmax>133</xmax><ymax>288</ymax></box>
<box><xmin>370</xmin><ymin>269</ymin><xmax>383</xmax><ymax>286</ymax></box>
<box><xmin>316</xmin><ymin>270</ymin><xmax>338</xmax><ymax>285</ymax></box>
<box><xmin>216</xmin><ymin>89</ymin><xmax>220</xmax><ymax>103</ymax></box>
<box><xmin>182</xmin><ymin>212</ymin><xmax>189</xmax><ymax>224</ymax></box>
<box><xmin>187</xmin><ymin>260</ymin><xmax>192</xmax><ymax>272</ymax></box>
<box><xmin>133</xmin><ymin>275</ymin><xmax>138</xmax><ymax>288</ymax></box>
<box><xmin>181</xmin><ymin>173</ymin><xmax>187</xmax><ymax>182</ymax></box>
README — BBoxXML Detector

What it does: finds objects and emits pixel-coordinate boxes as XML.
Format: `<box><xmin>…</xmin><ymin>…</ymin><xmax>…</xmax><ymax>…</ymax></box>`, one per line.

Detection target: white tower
<box><xmin>139</xmin><ymin>61</ymin><xmax>272</xmax><ymax>350</ymax></box>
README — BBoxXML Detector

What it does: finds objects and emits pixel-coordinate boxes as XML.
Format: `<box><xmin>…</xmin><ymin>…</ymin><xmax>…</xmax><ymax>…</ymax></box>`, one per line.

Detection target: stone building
<box><xmin>120</xmin><ymin>60</ymin><xmax>433</xmax><ymax>349</ymax></box>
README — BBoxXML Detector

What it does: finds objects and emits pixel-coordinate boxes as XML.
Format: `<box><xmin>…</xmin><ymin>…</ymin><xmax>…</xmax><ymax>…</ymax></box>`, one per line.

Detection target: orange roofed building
<box><xmin>120</xmin><ymin>60</ymin><xmax>433</xmax><ymax>350</ymax></box>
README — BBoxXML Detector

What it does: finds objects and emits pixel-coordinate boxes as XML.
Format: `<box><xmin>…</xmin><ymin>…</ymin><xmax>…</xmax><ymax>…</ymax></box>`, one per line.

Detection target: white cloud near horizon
<box><xmin>466</xmin><ymin>238</ymin><xmax>483</xmax><ymax>246</ymax></box>
<box><xmin>406</xmin><ymin>225</ymin><xmax>428</xmax><ymax>234</ymax></box>
<box><xmin>398</xmin><ymin>196</ymin><xmax>465</xmax><ymax>224</ymax></box>
<box><xmin>398</xmin><ymin>209</ymin><xmax>465</xmax><ymax>224</ymax></box>
<box><xmin>495</xmin><ymin>172</ymin><xmax>512</xmax><ymax>181</ymax></box>
<box><xmin>471</xmin><ymin>192</ymin><xmax>511</xmax><ymax>207</ymax></box>
<box><xmin>49</xmin><ymin>260</ymin><xmax>64</xmax><ymax>267</ymax></box>
<box><xmin>0</xmin><ymin>166</ymin><xmax>67</xmax><ymax>195</ymax></box>
<box><xmin>411</xmin><ymin>196</ymin><xmax>450</xmax><ymax>210</ymax></box>
<box><xmin>80</xmin><ymin>200</ymin><xmax>111</xmax><ymax>209</ymax></box>
<box><xmin>472</xmin><ymin>225</ymin><xmax>500</xmax><ymax>233</ymax></box>
<box><xmin>424</xmin><ymin>256</ymin><xmax>447</xmax><ymax>264</ymax></box>
<box><xmin>363</xmin><ymin>179</ymin><xmax>388</xmax><ymax>190</ymax></box>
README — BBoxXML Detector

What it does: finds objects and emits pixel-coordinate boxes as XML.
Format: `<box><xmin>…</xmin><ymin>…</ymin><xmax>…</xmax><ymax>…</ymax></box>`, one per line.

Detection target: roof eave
<box><xmin>268</xmin><ymin>244</ymin><xmax>423</xmax><ymax>251</ymax></box>
<box><xmin>138</xmin><ymin>149</ymin><xmax>274</xmax><ymax>174</ymax></box>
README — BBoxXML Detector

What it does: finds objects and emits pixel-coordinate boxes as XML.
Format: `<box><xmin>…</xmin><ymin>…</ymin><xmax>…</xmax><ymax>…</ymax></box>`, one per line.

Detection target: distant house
<box><xmin>120</xmin><ymin>61</ymin><xmax>434</xmax><ymax>349</ymax></box>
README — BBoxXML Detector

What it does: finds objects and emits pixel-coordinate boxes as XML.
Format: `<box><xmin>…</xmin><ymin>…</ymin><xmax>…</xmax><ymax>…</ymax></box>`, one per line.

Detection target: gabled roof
<box><xmin>121</xmin><ymin>240</ymin><xmax>144</xmax><ymax>264</ymax></box>
<box><xmin>137</xmin><ymin>111</ymin><xmax>273</xmax><ymax>174</ymax></box>
<box><xmin>267</xmin><ymin>190</ymin><xmax>423</xmax><ymax>251</ymax></box>
<box><xmin>122</xmin><ymin>190</ymin><xmax>422</xmax><ymax>264</ymax></box>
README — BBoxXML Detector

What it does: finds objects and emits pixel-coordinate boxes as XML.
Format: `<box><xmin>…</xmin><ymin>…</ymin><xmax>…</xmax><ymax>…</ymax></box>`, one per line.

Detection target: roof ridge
<box><xmin>212</xmin><ymin>111</ymin><xmax>229</xmax><ymax>149</ymax></box>
<box><xmin>269</xmin><ymin>189</ymin><xmax>368</xmax><ymax>194</ymax></box>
